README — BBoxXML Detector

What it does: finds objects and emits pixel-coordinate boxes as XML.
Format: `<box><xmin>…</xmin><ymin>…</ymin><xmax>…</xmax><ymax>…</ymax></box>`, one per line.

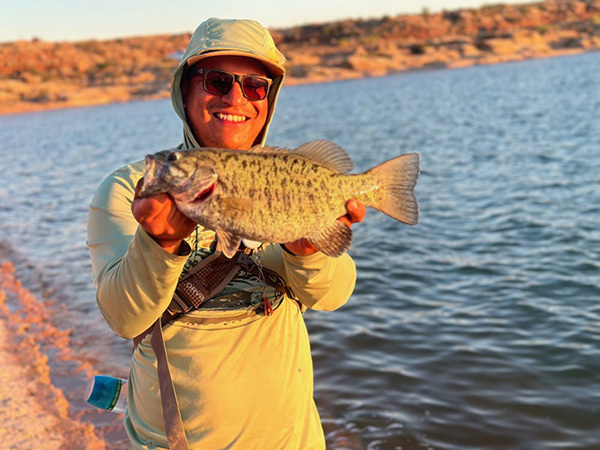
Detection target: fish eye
<box><xmin>167</xmin><ymin>152</ymin><xmax>180</xmax><ymax>162</ymax></box>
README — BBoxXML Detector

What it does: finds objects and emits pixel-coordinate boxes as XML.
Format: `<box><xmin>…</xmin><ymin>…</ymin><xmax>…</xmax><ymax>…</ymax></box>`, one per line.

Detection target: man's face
<box><xmin>183</xmin><ymin>56</ymin><xmax>270</xmax><ymax>150</ymax></box>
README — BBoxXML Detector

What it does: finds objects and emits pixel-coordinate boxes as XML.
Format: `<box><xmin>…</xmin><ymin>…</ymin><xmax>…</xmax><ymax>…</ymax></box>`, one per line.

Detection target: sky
<box><xmin>1</xmin><ymin>0</ymin><xmax>540</xmax><ymax>43</ymax></box>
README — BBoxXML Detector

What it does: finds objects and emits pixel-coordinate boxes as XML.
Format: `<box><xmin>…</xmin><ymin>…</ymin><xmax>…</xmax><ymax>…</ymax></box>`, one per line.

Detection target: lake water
<box><xmin>1</xmin><ymin>51</ymin><xmax>599</xmax><ymax>449</ymax></box>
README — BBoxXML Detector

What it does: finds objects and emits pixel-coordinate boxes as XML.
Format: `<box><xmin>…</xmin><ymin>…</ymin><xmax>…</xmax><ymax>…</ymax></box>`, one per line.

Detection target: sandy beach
<box><xmin>0</xmin><ymin>321</ymin><xmax>104</xmax><ymax>449</ymax></box>
<box><xmin>0</xmin><ymin>261</ymin><xmax>113</xmax><ymax>449</ymax></box>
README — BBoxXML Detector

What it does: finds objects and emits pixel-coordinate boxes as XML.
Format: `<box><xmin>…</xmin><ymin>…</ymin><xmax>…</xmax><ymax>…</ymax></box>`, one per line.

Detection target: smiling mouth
<box><xmin>194</xmin><ymin>183</ymin><xmax>215</xmax><ymax>202</ymax></box>
<box><xmin>214</xmin><ymin>113</ymin><xmax>249</xmax><ymax>123</ymax></box>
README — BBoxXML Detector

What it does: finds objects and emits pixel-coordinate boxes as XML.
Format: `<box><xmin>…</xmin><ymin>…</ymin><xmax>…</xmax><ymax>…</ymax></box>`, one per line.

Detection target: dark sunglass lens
<box><xmin>242</xmin><ymin>77</ymin><xmax>269</xmax><ymax>101</ymax></box>
<box><xmin>204</xmin><ymin>70</ymin><xmax>234</xmax><ymax>95</ymax></box>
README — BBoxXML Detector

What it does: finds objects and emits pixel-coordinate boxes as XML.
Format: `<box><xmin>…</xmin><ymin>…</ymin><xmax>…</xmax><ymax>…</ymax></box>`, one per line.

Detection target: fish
<box><xmin>139</xmin><ymin>140</ymin><xmax>420</xmax><ymax>258</ymax></box>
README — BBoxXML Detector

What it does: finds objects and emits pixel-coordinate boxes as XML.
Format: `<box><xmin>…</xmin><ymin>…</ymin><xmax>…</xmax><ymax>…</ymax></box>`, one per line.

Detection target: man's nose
<box><xmin>221</xmin><ymin>81</ymin><xmax>248</xmax><ymax>106</ymax></box>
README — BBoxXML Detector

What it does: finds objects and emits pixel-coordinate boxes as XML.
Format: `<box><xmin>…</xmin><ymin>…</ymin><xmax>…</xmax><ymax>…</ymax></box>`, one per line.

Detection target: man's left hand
<box><xmin>284</xmin><ymin>199</ymin><xmax>366</xmax><ymax>256</ymax></box>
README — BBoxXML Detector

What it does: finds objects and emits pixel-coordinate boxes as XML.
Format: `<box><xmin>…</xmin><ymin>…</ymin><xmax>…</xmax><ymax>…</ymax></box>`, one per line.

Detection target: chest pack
<box><xmin>133</xmin><ymin>246</ymin><xmax>294</xmax><ymax>450</ymax></box>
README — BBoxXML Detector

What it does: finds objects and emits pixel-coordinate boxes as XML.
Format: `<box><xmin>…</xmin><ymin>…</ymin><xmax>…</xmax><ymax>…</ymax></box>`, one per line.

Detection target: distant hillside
<box><xmin>1</xmin><ymin>0</ymin><xmax>599</xmax><ymax>114</ymax></box>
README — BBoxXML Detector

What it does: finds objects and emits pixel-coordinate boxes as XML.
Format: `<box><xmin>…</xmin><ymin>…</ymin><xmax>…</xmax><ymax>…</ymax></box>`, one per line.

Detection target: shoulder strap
<box><xmin>132</xmin><ymin>247</ymin><xmax>295</xmax><ymax>449</ymax></box>
<box><xmin>134</xmin><ymin>249</ymin><xmax>246</xmax><ymax>449</ymax></box>
<box><xmin>170</xmin><ymin>249</ymin><xmax>250</xmax><ymax>315</ymax></box>
<box><xmin>133</xmin><ymin>247</ymin><xmax>296</xmax><ymax>348</ymax></box>
<box><xmin>151</xmin><ymin>319</ymin><xmax>189</xmax><ymax>449</ymax></box>
<box><xmin>132</xmin><ymin>249</ymin><xmax>246</xmax><ymax>349</ymax></box>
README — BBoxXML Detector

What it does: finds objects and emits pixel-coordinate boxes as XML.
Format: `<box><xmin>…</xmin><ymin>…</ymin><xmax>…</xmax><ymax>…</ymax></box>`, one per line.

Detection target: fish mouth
<box><xmin>139</xmin><ymin>154</ymin><xmax>163</xmax><ymax>198</ymax></box>
<box><xmin>193</xmin><ymin>183</ymin><xmax>216</xmax><ymax>203</ymax></box>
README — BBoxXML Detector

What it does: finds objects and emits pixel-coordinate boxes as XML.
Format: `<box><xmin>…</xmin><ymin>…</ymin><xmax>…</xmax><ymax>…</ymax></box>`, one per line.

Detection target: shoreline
<box><xmin>0</xmin><ymin>264</ymin><xmax>105</xmax><ymax>448</ymax></box>
<box><xmin>0</xmin><ymin>47</ymin><xmax>595</xmax><ymax>117</ymax></box>
<box><xmin>3</xmin><ymin>1</ymin><xmax>599</xmax><ymax>117</ymax></box>
<box><xmin>0</xmin><ymin>321</ymin><xmax>104</xmax><ymax>449</ymax></box>
<box><xmin>0</xmin><ymin>258</ymin><xmax>130</xmax><ymax>449</ymax></box>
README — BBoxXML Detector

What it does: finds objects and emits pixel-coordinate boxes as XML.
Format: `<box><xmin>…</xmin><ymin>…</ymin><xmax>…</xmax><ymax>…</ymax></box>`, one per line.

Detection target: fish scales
<box><xmin>216</xmin><ymin>152</ymin><xmax>347</xmax><ymax>239</ymax></box>
<box><xmin>139</xmin><ymin>140</ymin><xmax>420</xmax><ymax>258</ymax></box>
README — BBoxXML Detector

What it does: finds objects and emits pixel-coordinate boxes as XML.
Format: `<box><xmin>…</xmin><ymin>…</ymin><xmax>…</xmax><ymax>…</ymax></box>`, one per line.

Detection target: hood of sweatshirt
<box><xmin>170</xmin><ymin>18</ymin><xmax>287</xmax><ymax>149</ymax></box>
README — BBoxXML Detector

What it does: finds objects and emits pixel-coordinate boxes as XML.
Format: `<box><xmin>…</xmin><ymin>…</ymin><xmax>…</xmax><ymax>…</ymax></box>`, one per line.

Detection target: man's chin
<box><xmin>195</xmin><ymin>135</ymin><xmax>252</xmax><ymax>150</ymax></box>
<box><xmin>220</xmin><ymin>139</ymin><xmax>256</xmax><ymax>150</ymax></box>
<box><xmin>204</xmin><ymin>134</ymin><xmax>261</xmax><ymax>150</ymax></box>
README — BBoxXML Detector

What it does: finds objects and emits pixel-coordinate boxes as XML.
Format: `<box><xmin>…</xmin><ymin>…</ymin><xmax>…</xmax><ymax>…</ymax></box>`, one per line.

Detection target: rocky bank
<box><xmin>1</xmin><ymin>0</ymin><xmax>599</xmax><ymax>115</ymax></box>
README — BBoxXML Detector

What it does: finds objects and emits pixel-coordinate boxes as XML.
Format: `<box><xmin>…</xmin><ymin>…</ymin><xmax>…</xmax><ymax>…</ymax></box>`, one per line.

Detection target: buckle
<box><xmin>236</xmin><ymin>252</ymin><xmax>255</xmax><ymax>270</ymax></box>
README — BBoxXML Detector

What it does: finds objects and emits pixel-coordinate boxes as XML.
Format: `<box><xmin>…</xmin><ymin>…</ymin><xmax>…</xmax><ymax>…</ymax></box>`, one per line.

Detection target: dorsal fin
<box><xmin>246</xmin><ymin>144</ymin><xmax>266</xmax><ymax>153</ymax></box>
<box><xmin>246</xmin><ymin>144</ymin><xmax>285</xmax><ymax>154</ymax></box>
<box><xmin>291</xmin><ymin>140</ymin><xmax>354</xmax><ymax>174</ymax></box>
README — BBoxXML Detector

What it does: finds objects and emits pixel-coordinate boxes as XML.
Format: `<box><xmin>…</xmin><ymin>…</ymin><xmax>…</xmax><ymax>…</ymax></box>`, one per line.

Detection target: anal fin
<box><xmin>307</xmin><ymin>220</ymin><xmax>353</xmax><ymax>258</ymax></box>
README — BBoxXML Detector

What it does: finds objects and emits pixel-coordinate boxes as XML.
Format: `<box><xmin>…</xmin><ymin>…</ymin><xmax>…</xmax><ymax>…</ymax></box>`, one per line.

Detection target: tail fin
<box><xmin>367</xmin><ymin>153</ymin><xmax>420</xmax><ymax>225</ymax></box>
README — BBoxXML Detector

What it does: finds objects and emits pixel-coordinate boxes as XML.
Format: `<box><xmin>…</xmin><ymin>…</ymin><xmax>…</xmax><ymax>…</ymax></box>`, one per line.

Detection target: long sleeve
<box><xmin>260</xmin><ymin>244</ymin><xmax>356</xmax><ymax>311</ymax></box>
<box><xmin>86</xmin><ymin>162</ymin><xmax>189</xmax><ymax>338</ymax></box>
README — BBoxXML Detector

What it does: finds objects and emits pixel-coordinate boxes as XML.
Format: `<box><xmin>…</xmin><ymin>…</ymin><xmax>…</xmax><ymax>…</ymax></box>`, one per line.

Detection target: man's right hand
<box><xmin>131</xmin><ymin>179</ymin><xmax>197</xmax><ymax>254</ymax></box>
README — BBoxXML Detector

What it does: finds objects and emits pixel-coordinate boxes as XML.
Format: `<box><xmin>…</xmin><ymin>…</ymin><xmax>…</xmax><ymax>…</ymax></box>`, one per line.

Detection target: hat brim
<box><xmin>187</xmin><ymin>50</ymin><xmax>285</xmax><ymax>78</ymax></box>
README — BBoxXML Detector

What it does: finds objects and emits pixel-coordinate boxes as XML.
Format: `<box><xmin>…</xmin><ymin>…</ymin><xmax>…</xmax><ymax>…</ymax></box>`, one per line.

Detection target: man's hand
<box><xmin>284</xmin><ymin>199</ymin><xmax>366</xmax><ymax>256</ymax></box>
<box><xmin>131</xmin><ymin>179</ymin><xmax>197</xmax><ymax>254</ymax></box>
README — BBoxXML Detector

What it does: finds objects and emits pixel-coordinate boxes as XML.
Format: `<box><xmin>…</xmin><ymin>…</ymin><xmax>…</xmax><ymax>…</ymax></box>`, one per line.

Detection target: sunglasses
<box><xmin>186</xmin><ymin>67</ymin><xmax>272</xmax><ymax>101</ymax></box>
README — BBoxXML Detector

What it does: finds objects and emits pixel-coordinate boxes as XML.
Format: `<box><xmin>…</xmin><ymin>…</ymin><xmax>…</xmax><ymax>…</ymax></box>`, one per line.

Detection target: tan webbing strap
<box><xmin>173</xmin><ymin>251</ymin><xmax>245</xmax><ymax>310</ymax></box>
<box><xmin>133</xmin><ymin>248</ymin><xmax>296</xmax><ymax>448</ymax></box>
<box><xmin>132</xmin><ymin>251</ymin><xmax>245</xmax><ymax>350</ymax></box>
<box><xmin>151</xmin><ymin>319</ymin><xmax>189</xmax><ymax>450</ymax></box>
<box><xmin>139</xmin><ymin>250</ymin><xmax>249</xmax><ymax>449</ymax></box>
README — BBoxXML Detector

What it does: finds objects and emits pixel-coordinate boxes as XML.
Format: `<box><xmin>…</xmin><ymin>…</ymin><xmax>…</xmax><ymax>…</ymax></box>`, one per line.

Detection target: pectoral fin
<box><xmin>307</xmin><ymin>220</ymin><xmax>353</xmax><ymax>258</ymax></box>
<box><xmin>216</xmin><ymin>230</ymin><xmax>242</xmax><ymax>258</ymax></box>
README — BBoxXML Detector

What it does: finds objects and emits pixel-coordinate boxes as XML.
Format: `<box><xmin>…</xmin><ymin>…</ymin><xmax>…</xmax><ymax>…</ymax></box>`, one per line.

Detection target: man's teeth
<box><xmin>216</xmin><ymin>113</ymin><xmax>248</xmax><ymax>122</ymax></box>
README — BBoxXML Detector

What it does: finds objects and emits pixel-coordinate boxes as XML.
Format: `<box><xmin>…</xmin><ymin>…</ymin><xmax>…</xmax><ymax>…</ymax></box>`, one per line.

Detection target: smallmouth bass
<box><xmin>140</xmin><ymin>140</ymin><xmax>420</xmax><ymax>258</ymax></box>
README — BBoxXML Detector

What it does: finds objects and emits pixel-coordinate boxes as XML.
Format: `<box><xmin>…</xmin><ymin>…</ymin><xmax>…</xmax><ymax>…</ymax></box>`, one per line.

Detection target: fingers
<box><xmin>337</xmin><ymin>199</ymin><xmax>366</xmax><ymax>227</ymax></box>
<box><xmin>132</xmin><ymin>178</ymin><xmax>195</xmax><ymax>253</ymax></box>
<box><xmin>132</xmin><ymin>193</ymin><xmax>171</xmax><ymax>223</ymax></box>
<box><xmin>133</xmin><ymin>179</ymin><xmax>173</xmax><ymax>223</ymax></box>
<box><xmin>346</xmin><ymin>199</ymin><xmax>366</xmax><ymax>224</ymax></box>
<box><xmin>283</xmin><ymin>238</ymin><xmax>318</xmax><ymax>256</ymax></box>
<box><xmin>132</xmin><ymin>190</ymin><xmax>196</xmax><ymax>241</ymax></box>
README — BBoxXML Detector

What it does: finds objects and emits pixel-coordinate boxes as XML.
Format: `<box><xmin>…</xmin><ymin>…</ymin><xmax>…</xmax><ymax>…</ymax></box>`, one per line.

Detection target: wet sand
<box><xmin>0</xmin><ymin>321</ymin><xmax>102</xmax><ymax>448</ymax></box>
<box><xmin>0</xmin><ymin>262</ymin><xmax>107</xmax><ymax>449</ymax></box>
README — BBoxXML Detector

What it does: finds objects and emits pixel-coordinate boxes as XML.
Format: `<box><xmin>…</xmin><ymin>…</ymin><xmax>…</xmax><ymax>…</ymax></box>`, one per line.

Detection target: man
<box><xmin>87</xmin><ymin>18</ymin><xmax>365</xmax><ymax>449</ymax></box>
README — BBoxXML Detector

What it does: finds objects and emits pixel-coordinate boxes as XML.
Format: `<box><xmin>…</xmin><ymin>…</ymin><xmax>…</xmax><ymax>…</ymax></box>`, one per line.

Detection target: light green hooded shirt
<box><xmin>87</xmin><ymin>18</ymin><xmax>356</xmax><ymax>449</ymax></box>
